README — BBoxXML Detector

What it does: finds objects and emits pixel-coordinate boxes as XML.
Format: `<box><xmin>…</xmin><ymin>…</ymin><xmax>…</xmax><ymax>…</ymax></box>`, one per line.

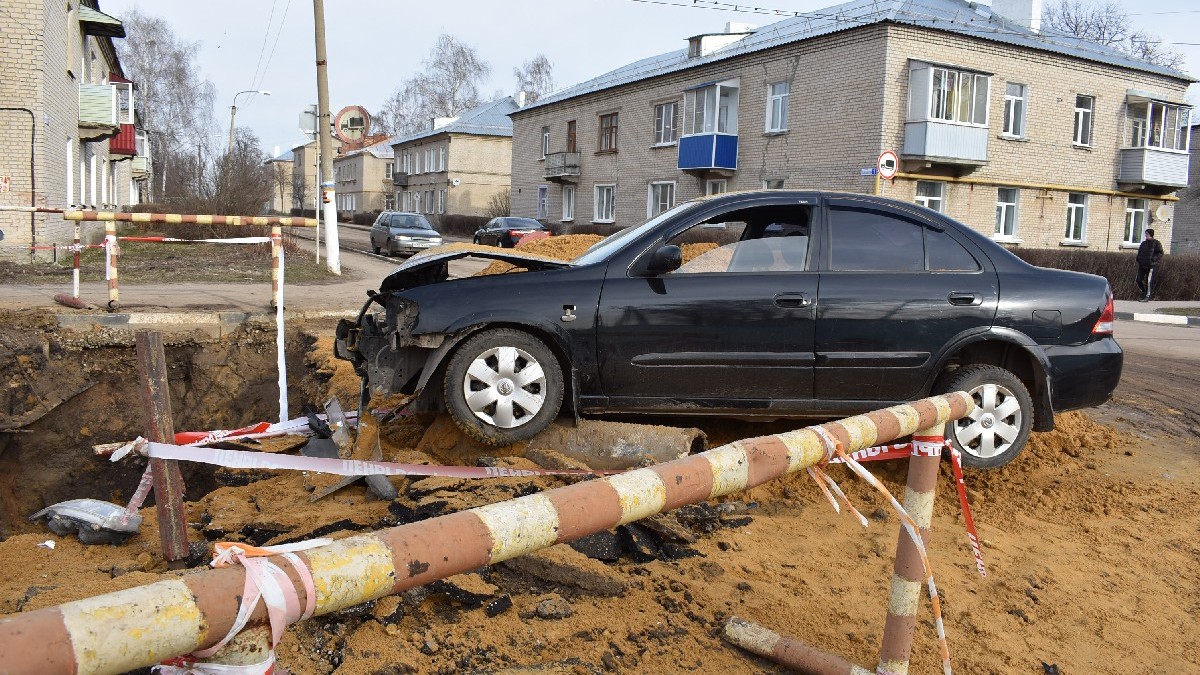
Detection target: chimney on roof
<box><xmin>432</xmin><ymin>116</ymin><xmax>458</xmax><ymax>130</ymax></box>
<box><xmin>516</xmin><ymin>91</ymin><xmax>527</xmax><ymax>108</ymax></box>
<box><xmin>991</xmin><ymin>0</ymin><xmax>1042</xmax><ymax>32</ymax></box>
<box><xmin>273</xmin><ymin>145</ymin><xmax>280</xmax><ymax>158</ymax></box>
<box><xmin>687</xmin><ymin>23</ymin><xmax>757</xmax><ymax>58</ymax></box>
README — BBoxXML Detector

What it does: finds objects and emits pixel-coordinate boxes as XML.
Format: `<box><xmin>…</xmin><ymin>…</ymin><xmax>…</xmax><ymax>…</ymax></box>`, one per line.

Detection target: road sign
<box><xmin>860</xmin><ymin>168</ymin><xmax>878</xmax><ymax>176</ymax></box>
<box><xmin>299</xmin><ymin>105</ymin><xmax>318</xmax><ymax>136</ymax></box>
<box><xmin>0</xmin><ymin>176</ymin><xmax>11</xmax><ymax>193</ymax></box>
<box><xmin>877</xmin><ymin>150</ymin><xmax>899</xmax><ymax>180</ymax></box>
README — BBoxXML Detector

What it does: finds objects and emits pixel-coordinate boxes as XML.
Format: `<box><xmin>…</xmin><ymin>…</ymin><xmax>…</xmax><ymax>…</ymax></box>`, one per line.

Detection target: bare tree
<box><xmin>271</xmin><ymin>160</ymin><xmax>292</xmax><ymax>215</ymax></box>
<box><xmin>1042</xmin><ymin>0</ymin><xmax>1185</xmax><ymax>69</ymax></box>
<box><xmin>513</xmin><ymin>54</ymin><xmax>555</xmax><ymax>104</ymax></box>
<box><xmin>376</xmin><ymin>34</ymin><xmax>491</xmax><ymax>136</ymax></box>
<box><xmin>114</xmin><ymin>9</ymin><xmax>218</xmax><ymax>202</ymax></box>
<box><xmin>486</xmin><ymin>190</ymin><xmax>511</xmax><ymax>218</ymax></box>
<box><xmin>210</xmin><ymin>129</ymin><xmax>273</xmax><ymax>216</ymax></box>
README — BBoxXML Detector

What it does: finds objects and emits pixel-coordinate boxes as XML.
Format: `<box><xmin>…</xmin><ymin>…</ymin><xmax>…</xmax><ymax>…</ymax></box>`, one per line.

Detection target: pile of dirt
<box><xmin>1</xmin><ymin>328</ymin><xmax>1198</xmax><ymax>675</ymax></box>
<box><xmin>477</xmin><ymin>234</ymin><xmax>604</xmax><ymax>276</ymax></box>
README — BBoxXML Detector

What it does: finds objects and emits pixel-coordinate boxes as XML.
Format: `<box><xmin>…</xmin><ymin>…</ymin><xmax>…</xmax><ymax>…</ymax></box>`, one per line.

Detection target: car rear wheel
<box><xmin>444</xmin><ymin>328</ymin><xmax>564</xmax><ymax>446</ymax></box>
<box><xmin>936</xmin><ymin>365</ymin><xmax>1033</xmax><ymax>469</ymax></box>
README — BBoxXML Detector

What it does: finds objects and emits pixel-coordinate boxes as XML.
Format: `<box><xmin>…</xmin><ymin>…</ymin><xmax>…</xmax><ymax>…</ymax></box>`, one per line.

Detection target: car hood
<box><xmin>390</xmin><ymin>227</ymin><xmax>441</xmax><ymax>238</ymax></box>
<box><xmin>380</xmin><ymin>242</ymin><xmax>574</xmax><ymax>293</ymax></box>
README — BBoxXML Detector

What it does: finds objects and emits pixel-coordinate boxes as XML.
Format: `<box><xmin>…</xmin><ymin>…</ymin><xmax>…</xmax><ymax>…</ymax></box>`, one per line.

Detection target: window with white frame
<box><xmin>537</xmin><ymin>185</ymin><xmax>549</xmax><ymax>219</ymax></box>
<box><xmin>1126</xmin><ymin>99</ymin><xmax>1192</xmax><ymax>150</ymax></box>
<box><xmin>1074</xmin><ymin>95</ymin><xmax>1094</xmax><ymax>146</ymax></box>
<box><xmin>995</xmin><ymin>188</ymin><xmax>1019</xmax><ymax>238</ymax></box>
<box><xmin>763</xmin><ymin>179</ymin><xmax>785</xmax><ymax>189</ymax></box>
<box><xmin>414</xmin><ymin>191</ymin><xmax>422</xmax><ymax>213</ymax></box>
<box><xmin>439</xmin><ymin>146</ymin><xmax>447</xmax><ymax>171</ymax></box>
<box><xmin>705</xmin><ymin>179</ymin><xmax>727</xmax><ymax>195</ymax></box>
<box><xmin>426</xmin><ymin>148</ymin><xmax>434</xmax><ymax>171</ymax></box>
<box><xmin>562</xmin><ymin>185</ymin><xmax>575</xmax><ymax>221</ymax></box>
<box><xmin>385</xmin><ymin>193</ymin><xmax>396</xmax><ymax>210</ymax></box>
<box><xmin>684</xmin><ymin>80</ymin><xmax>739</xmax><ymax>135</ymax></box>
<box><xmin>438</xmin><ymin>189</ymin><xmax>446</xmax><ymax>214</ymax></box>
<box><xmin>648</xmin><ymin>181</ymin><xmax>675</xmax><ymax>217</ymax></box>
<box><xmin>385</xmin><ymin>162</ymin><xmax>393</xmax><ymax>179</ymax></box>
<box><xmin>415</xmin><ymin>150</ymin><xmax>423</xmax><ymax>174</ymax></box>
<box><xmin>653</xmin><ymin>102</ymin><xmax>679</xmax><ymax>145</ymax></box>
<box><xmin>401</xmin><ymin>153</ymin><xmax>410</xmax><ymax>174</ymax></box>
<box><xmin>594</xmin><ymin>184</ymin><xmax>615</xmax><ymax>222</ymax></box>
<box><xmin>909</xmin><ymin>63</ymin><xmax>990</xmax><ymax>125</ymax></box>
<box><xmin>1064</xmin><ymin>193</ymin><xmax>1087</xmax><ymax>243</ymax></box>
<box><xmin>1002</xmin><ymin>82</ymin><xmax>1026</xmax><ymax>137</ymax></box>
<box><xmin>402</xmin><ymin>191</ymin><xmax>411</xmax><ymax>211</ymax></box>
<box><xmin>541</xmin><ymin>126</ymin><xmax>550</xmax><ymax>159</ymax></box>
<box><xmin>915</xmin><ymin>181</ymin><xmax>945</xmax><ymax>212</ymax></box>
<box><xmin>425</xmin><ymin>190</ymin><xmax>433</xmax><ymax>213</ymax></box>
<box><xmin>766</xmin><ymin>81</ymin><xmax>789</xmax><ymax>132</ymax></box>
<box><xmin>1124</xmin><ymin>198</ymin><xmax>1148</xmax><ymax>244</ymax></box>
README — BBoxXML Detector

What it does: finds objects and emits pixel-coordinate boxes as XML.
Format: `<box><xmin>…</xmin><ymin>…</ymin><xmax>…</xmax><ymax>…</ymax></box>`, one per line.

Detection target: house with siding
<box><xmin>332</xmin><ymin>140</ymin><xmax>395</xmax><ymax>217</ymax></box>
<box><xmin>509</xmin><ymin>0</ymin><xmax>1194</xmax><ymax>252</ymax></box>
<box><xmin>389</xmin><ymin>97</ymin><xmax>519</xmax><ymax>220</ymax></box>
<box><xmin>0</xmin><ymin>0</ymin><xmax>150</xmax><ymax>259</ymax></box>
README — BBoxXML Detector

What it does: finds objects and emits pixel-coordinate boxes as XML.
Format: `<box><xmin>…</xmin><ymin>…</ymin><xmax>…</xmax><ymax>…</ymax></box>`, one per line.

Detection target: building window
<box><xmin>427</xmin><ymin>149</ymin><xmax>435</xmax><ymax>171</ymax></box>
<box><xmin>402</xmin><ymin>191</ymin><xmax>411</xmax><ymax>211</ymax></box>
<box><xmin>566</xmin><ymin>120</ymin><xmax>577</xmax><ymax>153</ymax></box>
<box><xmin>763</xmin><ymin>179</ymin><xmax>785</xmax><ymax>189</ymax></box>
<box><xmin>594</xmin><ymin>184</ymin><xmax>615</xmax><ymax>222</ymax></box>
<box><xmin>654</xmin><ymin>102</ymin><xmax>679</xmax><ymax>145</ymax></box>
<box><xmin>1074</xmin><ymin>95</ymin><xmax>1094</xmax><ymax>146</ymax></box>
<box><xmin>537</xmin><ymin>185</ymin><xmax>549</xmax><ymax>219</ymax></box>
<box><xmin>1064</xmin><ymin>193</ymin><xmax>1087</xmax><ymax>243</ymax></box>
<box><xmin>1002</xmin><ymin>83</ymin><xmax>1026</xmax><ymax>137</ymax></box>
<box><xmin>995</xmin><ymin>188</ymin><xmax>1019</xmax><ymax>238</ymax></box>
<box><xmin>439</xmin><ymin>146</ymin><xmax>447</xmax><ymax>171</ymax></box>
<box><xmin>1124</xmin><ymin>198</ymin><xmax>1148</xmax><ymax>245</ymax></box>
<box><xmin>705</xmin><ymin>179</ymin><xmax>727</xmax><ymax>195</ymax></box>
<box><xmin>385</xmin><ymin>193</ymin><xmax>396</xmax><ymax>210</ymax></box>
<box><xmin>599</xmin><ymin>113</ymin><xmax>618</xmax><ymax>151</ymax></box>
<box><xmin>541</xmin><ymin>126</ymin><xmax>550</xmax><ymax>159</ymax></box>
<box><xmin>425</xmin><ymin>190</ymin><xmax>432</xmax><ymax>213</ymax></box>
<box><xmin>1126</xmin><ymin>100</ymin><xmax>1192</xmax><ymax>150</ymax></box>
<box><xmin>684</xmin><ymin>80</ymin><xmax>739</xmax><ymax>135</ymax></box>
<box><xmin>766</xmin><ymin>81</ymin><xmax>789</xmax><ymax>132</ymax></box>
<box><xmin>414</xmin><ymin>191</ymin><xmax>422</xmax><ymax>213</ymax></box>
<box><xmin>438</xmin><ymin>189</ymin><xmax>446</xmax><ymax>214</ymax></box>
<box><xmin>66</xmin><ymin>139</ymin><xmax>74</xmax><ymax>205</ymax></box>
<box><xmin>648</xmin><ymin>181</ymin><xmax>675</xmax><ymax>217</ymax></box>
<box><xmin>384</xmin><ymin>162</ymin><xmax>394</xmax><ymax>179</ymax></box>
<box><xmin>923</xmin><ymin>66</ymin><xmax>989</xmax><ymax>126</ymax></box>
<box><xmin>415</xmin><ymin>150</ymin><xmax>423</xmax><ymax>174</ymax></box>
<box><xmin>915</xmin><ymin>181</ymin><xmax>945</xmax><ymax>212</ymax></box>
<box><xmin>562</xmin><ymin>185</ymin><xmax>575</xmax><ymax>221</ymax></box>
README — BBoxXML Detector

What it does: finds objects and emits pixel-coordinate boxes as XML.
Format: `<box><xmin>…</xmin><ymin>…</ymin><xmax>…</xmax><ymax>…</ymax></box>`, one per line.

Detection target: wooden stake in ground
<box><xmin>135</xmin><ymin>331</ymin><xmax>189</xmax><ymax>564</ymax></box>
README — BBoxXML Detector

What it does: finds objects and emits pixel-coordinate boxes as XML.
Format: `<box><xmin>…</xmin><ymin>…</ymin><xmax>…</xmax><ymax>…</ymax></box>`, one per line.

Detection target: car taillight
<box><xmin>508</xmin><ymin>229</ymin><xmax>521</xmax><ymax>237</ymax></box>
<box><xmin>1092</xmin><ymin>290</ymin><xmax>1114</xmax><ymax>335</ymax></box>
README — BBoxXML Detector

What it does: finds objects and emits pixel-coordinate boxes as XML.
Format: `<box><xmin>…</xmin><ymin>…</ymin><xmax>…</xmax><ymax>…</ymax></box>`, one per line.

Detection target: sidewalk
<box><xmin>1113</xmin><ymin>299</ymin><xmax>1200</xmax><ymax>328</ymax></box>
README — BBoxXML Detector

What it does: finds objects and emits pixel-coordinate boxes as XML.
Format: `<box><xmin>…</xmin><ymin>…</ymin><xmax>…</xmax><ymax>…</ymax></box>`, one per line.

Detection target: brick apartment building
<box><xmin>1171</xmin><ymin>123</ymin><xmax>1200</xmax><ymax>253</ymax></box>
<box><xmin>390</xmin><ymin>97</ymin><xmax>519</xmax><ymax>219</ymax></box>
<box><xmin>509</xmin><ymin>0</ymin><xmax>1194</xmax><ymax>252</ymax></box>
<box><xmin>289</xmin><ymin>138</ymin><xmax>342</xmax><ymax>215</ymax></box>
<box><xmin>0</xmin><ymin>0</ymin><xmax>150</xmax><ymax>260</ymax></box>
<box><xmin>332</xmin><ymin>140</ymin><xmax>395</xmax><ymax>217</ymax></box>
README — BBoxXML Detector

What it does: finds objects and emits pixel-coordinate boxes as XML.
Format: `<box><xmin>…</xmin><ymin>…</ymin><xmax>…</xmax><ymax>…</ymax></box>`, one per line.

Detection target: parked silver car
<box><xmin>370</xmin><ymin>212</ymin><xmax>443</xmax><ymax>256</ymax></box>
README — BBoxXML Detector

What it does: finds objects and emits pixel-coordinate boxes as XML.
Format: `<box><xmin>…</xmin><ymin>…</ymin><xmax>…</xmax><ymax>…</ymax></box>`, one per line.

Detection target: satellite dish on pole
<box><xmin>333</xmin><ymin>106</ymin><xmax>371</xmax><ymax>143</ymax></box>
<box><xmin>1154</xmin><ymin>204</ymin><xmax>1171</xmax><ymax>222</ymax></box>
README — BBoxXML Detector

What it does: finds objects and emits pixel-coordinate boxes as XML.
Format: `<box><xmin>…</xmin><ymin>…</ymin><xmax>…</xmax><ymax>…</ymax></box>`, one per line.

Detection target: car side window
<box><xmin>667</xmin><ymin>205</ymin><xmax>811</xmax><ymax>274</ymax></box>
<box><xmin>926</xmin><ymin>228</ymin><xmax>981</xmax><ymax>271</ymax></box>
<box><xmin>828</xmin><ymin>206</ymin><xmax>923</xmax><ymax>272</ymax></box>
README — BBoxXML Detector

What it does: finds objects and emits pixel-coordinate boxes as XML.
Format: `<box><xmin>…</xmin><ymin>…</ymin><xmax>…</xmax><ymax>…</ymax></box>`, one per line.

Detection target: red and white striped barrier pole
<box><xmin>0</xmin><ymin>394</ymin><xmax>973</xmax><ymax>675</ymax></box>
<box><xmin>104</xmin><ymin>221</ymin><xmax>119</xmax><ymax>311</ymax></box>
<box><xmin>272</xmin><ymin>225</ymin><xmax>287</xmax><ymax>423</ymax></box>
<box><xmin>72</xmin><ymin>223</ymin><xmax>81</xmax><ymax>299</ymax></box>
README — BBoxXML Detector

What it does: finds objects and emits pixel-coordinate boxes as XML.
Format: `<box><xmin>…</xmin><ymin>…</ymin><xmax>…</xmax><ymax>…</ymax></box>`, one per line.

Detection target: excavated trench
<box><xmin>0</xmin><ymin>310</ymin><xmax>323</xmax><ymax>538</ymax></box>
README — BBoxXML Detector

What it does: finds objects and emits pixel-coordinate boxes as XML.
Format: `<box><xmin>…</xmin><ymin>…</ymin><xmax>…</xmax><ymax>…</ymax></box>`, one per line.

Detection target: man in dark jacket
<box><xmin>1135</xmin><ymin>228</ymin><xmax>1164</xmax><ymax>302</ymax></box>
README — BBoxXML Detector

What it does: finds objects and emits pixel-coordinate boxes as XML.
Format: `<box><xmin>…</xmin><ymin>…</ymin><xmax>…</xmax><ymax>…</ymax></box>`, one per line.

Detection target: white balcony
<box><xmin>902</xmin><ymin>121</ymin><xmax>988</xmax><ymax>166</ymax></box>
<box><xmin>1118</xmin><ymin>147</ymin><xmax>1190</xmax><ymax>188</ymax></box>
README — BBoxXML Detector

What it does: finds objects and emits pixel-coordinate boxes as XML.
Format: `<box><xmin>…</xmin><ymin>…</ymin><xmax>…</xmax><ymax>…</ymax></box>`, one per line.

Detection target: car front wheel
<box><xmin>936</xmin><ymin>364</ymin><xmax>1033</xmax><ymax>469</ymax></box>
<box><xmin>444</xmin><ymin>328</ymin><xmax>564</xmax><ymax>446</ymax></box>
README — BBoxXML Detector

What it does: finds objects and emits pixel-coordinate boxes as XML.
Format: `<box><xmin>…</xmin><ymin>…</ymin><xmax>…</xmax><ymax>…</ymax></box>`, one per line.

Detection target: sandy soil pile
<box><xmin>476</xmin><ymin>235</ymin><xmax>604</xmax><ymax>276</ymax></box>
<box><xmin>1</xmin><ymin>335</ymin><xmax>1198</xmax><ymax>675</ymax></box>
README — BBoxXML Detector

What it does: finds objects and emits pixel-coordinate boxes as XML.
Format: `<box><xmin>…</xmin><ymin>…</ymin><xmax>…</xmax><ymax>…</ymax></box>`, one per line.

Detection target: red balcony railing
<box><xmin>110</xmin><ymin>123</ymin><xmax>137</xmax><ymax>155</ymax></box>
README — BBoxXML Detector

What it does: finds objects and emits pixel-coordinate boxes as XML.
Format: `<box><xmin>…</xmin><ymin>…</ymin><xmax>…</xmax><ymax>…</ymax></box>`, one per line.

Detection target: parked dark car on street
<box><xmin>473</xmin><ymin>217</ymin><xmax>549</xmax><ymax>248</ymax></box>
<box><xmin>369</xmin><ymin>212</ymin><xmax>443</xmax><ymax>256</ymax></box>
<box><xmin>336</xmin><ymin>191</ymin><xmax>1122</xmax><ymax>468</ymax></box>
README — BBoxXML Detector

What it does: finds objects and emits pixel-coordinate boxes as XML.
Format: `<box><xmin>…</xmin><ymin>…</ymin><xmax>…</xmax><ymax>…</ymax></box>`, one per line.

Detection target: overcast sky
<box><xmin>100</xmin><ymin>0</ymin><xmax>1200</xmax><ymax>157</ymax></box>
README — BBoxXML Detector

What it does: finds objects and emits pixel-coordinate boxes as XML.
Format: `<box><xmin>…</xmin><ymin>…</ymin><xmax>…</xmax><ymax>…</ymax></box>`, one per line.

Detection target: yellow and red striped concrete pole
<box><xmin>104</xmin><ymin>220</ymin><xmax>119</xmax><ymax>311</ymax></box>
<box><xmin>0</xmin><ymin>394</ymin><xmax>971</xmax><ymax>675</ymax></box>
<box><xmin>877</xmin><ymin>427</ymin><xmax>946</xmax><ymax>675</ymax></box>
<box><xmin>722</xmin><ymin>617</ymin><xmax>872</xmax><ymax>675</ymax></box>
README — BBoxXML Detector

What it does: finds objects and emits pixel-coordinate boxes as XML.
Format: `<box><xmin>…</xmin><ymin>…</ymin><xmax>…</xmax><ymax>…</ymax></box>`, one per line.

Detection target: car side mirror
<box><xmin>646</xmin><ymin>244</ymin><xmax>682</xmax><ymax>275</ymax></box>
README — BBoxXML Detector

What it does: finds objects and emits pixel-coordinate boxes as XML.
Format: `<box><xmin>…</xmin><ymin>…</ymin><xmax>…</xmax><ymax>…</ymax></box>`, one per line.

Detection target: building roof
<box><xmin>334</xmin><ymin>139</ymin><xmax>395</xmax><ymax>162</ymax></box>
<box><xmin>519</xmin><ymin>0</ymin><xmax>1194</xmax><ymax>113</ymax></box>
<box><xmin>389</xmin><ymin>97</ymin><xmax>519</xmax><ymax>148</ymax></box>
<box><xmin>269</xmin><ymin>149</ymin><xmax>294</xmax><ymax>163</ymax></box>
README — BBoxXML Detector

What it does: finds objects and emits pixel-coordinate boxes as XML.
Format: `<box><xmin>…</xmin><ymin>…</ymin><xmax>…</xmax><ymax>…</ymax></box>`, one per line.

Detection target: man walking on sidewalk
<box><xmin>1135</xmin><ymin>228</ymin><xmax>1164</xmax><ymax>302</ymax></box>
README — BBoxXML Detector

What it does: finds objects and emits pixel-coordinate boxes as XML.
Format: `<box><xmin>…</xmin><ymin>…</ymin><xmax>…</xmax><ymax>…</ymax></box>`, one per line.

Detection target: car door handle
<box><xmin>774</xmin><ymin>293</ymin><xmax>812</xmax><ymax>308</ymax></box>
<box><xmin>948</xmin><ymin>291</ymin><xmax>982</xmax><ymax>306</ymax></box>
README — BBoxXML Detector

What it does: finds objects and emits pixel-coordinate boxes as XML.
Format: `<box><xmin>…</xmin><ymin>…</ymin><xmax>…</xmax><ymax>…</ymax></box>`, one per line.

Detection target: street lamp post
<box><xmin>228</xmin><ymin>89</ymin><xmax>271</xmax><ymax>154</ymax></box>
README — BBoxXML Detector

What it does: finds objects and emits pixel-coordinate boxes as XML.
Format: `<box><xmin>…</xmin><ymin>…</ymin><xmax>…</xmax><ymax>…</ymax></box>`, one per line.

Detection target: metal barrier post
<box><xmin>104</xmin><ymin>221</ymin><xmax>119</xmax><ymax>311</ymax></box>
<box><xmin>272</xmin><ymin>224</ymin><xmax>288</xmax><ymax>423</ymax></box>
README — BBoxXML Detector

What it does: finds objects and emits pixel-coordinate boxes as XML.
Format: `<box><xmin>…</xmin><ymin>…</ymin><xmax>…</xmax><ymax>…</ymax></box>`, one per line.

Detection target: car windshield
<box><xmin>572</xmin><ymin>201</ymin><xmax>700</xmax><ymax>265</ymax></box>
<box><xmin>392</xmin><ymin>214</ymin><xmax>433</xmax><ymax>230</ymax></box>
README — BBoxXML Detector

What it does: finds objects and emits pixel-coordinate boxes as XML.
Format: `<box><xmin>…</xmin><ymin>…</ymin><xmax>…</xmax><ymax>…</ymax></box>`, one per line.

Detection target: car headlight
<box><xmin>396</xmin><ymin>236</ymin><xmax>412</xmax><ymax>241</ymax></box>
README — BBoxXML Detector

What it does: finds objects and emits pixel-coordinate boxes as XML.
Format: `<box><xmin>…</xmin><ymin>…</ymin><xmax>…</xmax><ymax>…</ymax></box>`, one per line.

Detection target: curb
<box><xmin>1115</xmin><ymin>311</ymin><xmax>1200</xmax><ymax>328</ymax></box>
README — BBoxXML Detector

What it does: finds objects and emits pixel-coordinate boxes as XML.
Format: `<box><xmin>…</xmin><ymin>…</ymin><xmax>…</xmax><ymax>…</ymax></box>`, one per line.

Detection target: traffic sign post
<box><xmin>876</xmin><ymin>149</ymin><xmax>898</xmax><ymax>195</ymax></box>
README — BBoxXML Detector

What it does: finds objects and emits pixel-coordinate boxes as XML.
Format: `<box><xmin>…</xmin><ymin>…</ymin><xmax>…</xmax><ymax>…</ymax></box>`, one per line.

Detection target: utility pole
<box><xmin>313</xmin><ymin>0</ymin><xmax>341</xmax><ymax>274</ymax></box>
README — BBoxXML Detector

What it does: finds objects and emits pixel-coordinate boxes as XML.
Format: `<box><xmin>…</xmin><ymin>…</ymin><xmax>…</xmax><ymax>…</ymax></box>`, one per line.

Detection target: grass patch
<box><xmin>1153</xmin><ymin>307</ymin><xmax>1200</xmax><ymax>317</ymax></box>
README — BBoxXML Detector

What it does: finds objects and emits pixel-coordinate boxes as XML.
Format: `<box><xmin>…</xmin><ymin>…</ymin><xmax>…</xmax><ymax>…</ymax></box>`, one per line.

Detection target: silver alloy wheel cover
<box><xmin>462</xmin><ymin>345</ymin><xmax>547</xmax><ymax>429</ymax></box>
<box><xmin>952</xmin><ymin>382</ymin><xmax>1023</xmax><ymax>459</ymax></box>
